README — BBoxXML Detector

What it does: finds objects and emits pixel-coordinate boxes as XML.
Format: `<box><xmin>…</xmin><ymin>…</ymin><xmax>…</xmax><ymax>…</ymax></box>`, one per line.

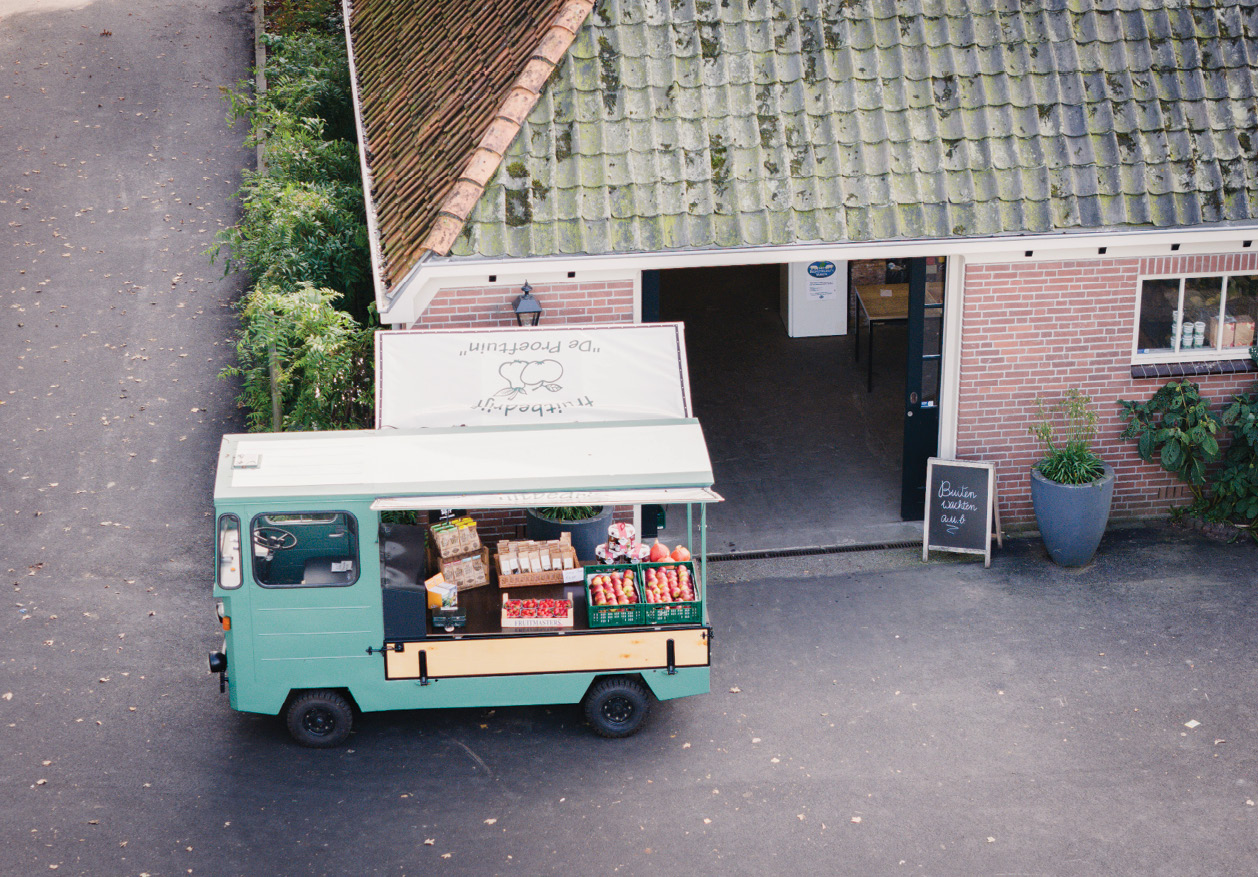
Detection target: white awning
<box><xmin>372</xmin><ymin>487</ymin><xmax>723</xmax><ymax>511</ymax></box>
<box><xmin>215</xmin><ymin>419</ymin><xmax>716</xmax><ymax>502</ymax></box>
<box><xmin>375</xmin><ymin>323</ymin><xmax>692</xmax><ymax>429</ymax></box>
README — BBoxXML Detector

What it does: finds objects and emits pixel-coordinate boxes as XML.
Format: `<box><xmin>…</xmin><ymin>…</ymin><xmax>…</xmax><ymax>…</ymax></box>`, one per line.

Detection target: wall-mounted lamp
<box><xmin>512</xmin><ymin>281</ymin><xmax>542</xmax><ymax>326</ymax></box>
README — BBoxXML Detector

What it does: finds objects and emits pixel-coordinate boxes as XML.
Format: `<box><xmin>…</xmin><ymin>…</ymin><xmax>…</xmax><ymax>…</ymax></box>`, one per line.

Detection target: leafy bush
<box><xmin>1028</xmin><ymin>389</ymin><xmax>1106</xmax><ymax>484</ymax></box>
<box><xmin>216</xmin><ymin>172</ymin><xmax>368</xmax><ymax>304</ymax></box>
<box><xmin>225</xmin><ymin>283</ymin><xmax>374</xmax><ymax>432</ymax></box>
<box><xmin>257</xmin><ymin>31</ymin><xmax>356</xmax><ymax>143</ymax></box>
<box><xmin>213</xmin><ymin>16</ymin><xmax>375</xmax><ymax>432</ymax></box>
<box><xmin>1209</xmin><ymin>391</ymin><xmax>1258</xmax><ymax>529</ymax></box>
<box><xmin>1119</xmin><ymin>376</ymin><xmax>1258</xmax><ymax>540</ymax></box>
<box><xmin>265</xmin><ymin>0</ymin><xmax>343</xmax><ymax>40</ymax></box>
<box><xmin>1118</xmin><ymin>381</ymin><xmax>1222</xmax><ymax>498</ymax></box>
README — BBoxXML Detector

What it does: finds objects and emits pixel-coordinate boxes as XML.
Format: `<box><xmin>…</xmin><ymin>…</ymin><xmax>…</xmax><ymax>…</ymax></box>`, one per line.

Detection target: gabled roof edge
<box><xmin>416</xmin><ymin>0</ymin><xmax>595</xmax><ymax>259</ymax></box>
<box><xmin>341</xmin><ymin>0</ymin><xmax>390</xmax><ymax>314</ymax></box>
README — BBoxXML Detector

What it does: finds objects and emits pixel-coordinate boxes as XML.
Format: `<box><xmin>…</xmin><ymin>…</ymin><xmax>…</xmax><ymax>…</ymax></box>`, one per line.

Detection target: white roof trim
<box><xmin>341</xmin><ymin>0</ymin><xmax>390</xmax><ymax>312</ymax></box>
<box><xmin>381</xmin><ymin>222</ymin><xmax>1258</xmax><ymax>325</ymax></box>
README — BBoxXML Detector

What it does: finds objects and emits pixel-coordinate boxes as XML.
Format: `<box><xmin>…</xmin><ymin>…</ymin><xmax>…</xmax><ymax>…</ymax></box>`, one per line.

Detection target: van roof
<box><xmin>214</xmin><ymin>419</ymin><xmax>718</xmax><ymax>507</ymax></box>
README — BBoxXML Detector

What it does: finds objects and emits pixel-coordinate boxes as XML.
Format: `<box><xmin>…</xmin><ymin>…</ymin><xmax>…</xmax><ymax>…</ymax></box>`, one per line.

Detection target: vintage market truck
<box><xmin>209</xmin><ymin>419</ymin><xmax>720</xmax><ymax>746</ymax></box>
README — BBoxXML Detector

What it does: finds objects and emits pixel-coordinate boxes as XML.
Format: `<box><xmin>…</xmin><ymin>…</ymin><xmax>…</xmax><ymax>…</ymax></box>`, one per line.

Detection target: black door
<box><xmin>900</xmin><ymin>257</ymin><xmax>945</xmax><ymax>520</ymax></box>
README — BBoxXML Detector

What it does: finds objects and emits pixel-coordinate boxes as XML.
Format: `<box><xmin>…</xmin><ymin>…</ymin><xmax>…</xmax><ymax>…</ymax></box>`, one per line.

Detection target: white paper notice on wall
<box><xmin>376</xmin><ymin>323</ymin><xmax>693</xmax><ymax>429</ymax></box>
<box><xmin>806</xmin><ymin>260</ymin><xmax>837</xmax><ymax>300</ymax></box>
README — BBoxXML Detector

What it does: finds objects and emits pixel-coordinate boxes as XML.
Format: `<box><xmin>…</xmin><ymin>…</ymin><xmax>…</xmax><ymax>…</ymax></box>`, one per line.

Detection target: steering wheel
<box><xmin>253</xmin><ymin>526</ymin><xmax>297</xmax><ymax>551</ymax></box>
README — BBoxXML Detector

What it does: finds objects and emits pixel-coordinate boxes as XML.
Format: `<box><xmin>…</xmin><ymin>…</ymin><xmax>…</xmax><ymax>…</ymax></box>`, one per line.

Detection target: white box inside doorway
<box><xmin>780</xmin><ymin>260</ymin><xmax>848</xmax><ymax>337</ymax></box>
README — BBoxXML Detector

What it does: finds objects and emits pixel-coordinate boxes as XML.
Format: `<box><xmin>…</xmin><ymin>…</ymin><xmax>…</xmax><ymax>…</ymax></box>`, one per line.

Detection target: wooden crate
<box><xmin>494</xmin><ymin>533</ymin><xmax>580</xmax><ymax>588</ymax></box>
<box><xmin>500</xmin><ymin>592</ymin><xmax>574</xmax><ymax>629</ymax></box>
<box><xmin>426</xmin><ymin>544</ymin><xmax>491</xmax><ymax>591</ymax></box>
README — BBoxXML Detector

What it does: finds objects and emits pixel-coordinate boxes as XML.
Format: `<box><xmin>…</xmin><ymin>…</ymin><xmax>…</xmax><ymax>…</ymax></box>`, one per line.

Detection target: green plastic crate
<box><xmin>639</xmin><ymin>561</ymin><xmax>702</xmax><ymax>625</ymax></box>
<box><xmin>584</xmin><ymin>564</ymin><xmax>644</xmax><ymax>628</ymax></box>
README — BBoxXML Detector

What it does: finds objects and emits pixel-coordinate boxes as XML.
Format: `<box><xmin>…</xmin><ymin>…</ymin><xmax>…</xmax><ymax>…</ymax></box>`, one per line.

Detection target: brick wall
<box><xmin>412</xmin><ymin>278</ymin><xmax>635</xmax><ymax>329</ymax></box>
<box><xmin>956</xmin><ymin>252</ymin><xmax>1258</xmax><ymax>528</ymax></box>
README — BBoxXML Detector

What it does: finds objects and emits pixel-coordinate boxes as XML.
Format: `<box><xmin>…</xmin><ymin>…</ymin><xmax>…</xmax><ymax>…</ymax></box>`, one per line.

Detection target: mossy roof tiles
<box><xmin>349</xmin><ymin>0</ymin><xmax>1258</xmax><ymax>270</ymax></box>
<box><xmin>347</xmin><ymin>0</ymin><xmax>594</xmax><ymax>284</ymax></box>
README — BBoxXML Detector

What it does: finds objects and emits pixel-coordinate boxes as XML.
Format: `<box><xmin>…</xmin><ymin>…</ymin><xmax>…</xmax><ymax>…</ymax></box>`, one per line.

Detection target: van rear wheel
<box><xmin>286</xmin><ymin>690</ymin><xmax>352</xmax><ymax>748</ymax></box>
<box><xmin>583</xmin><ymin>677</ymin><xmax>650</xmax><ymax>738</ymax></box>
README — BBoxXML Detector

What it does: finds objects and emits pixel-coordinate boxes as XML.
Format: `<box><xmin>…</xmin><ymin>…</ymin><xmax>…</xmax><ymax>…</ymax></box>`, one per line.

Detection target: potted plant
<box><xmin>1028</xmin><ymin>389</ymin><xmax>1115</xmax><ymax>567</ymax></box>
<box><xmin>525</xmin><ymin>506</ymin><xmax>611</xmax><ymax>561</ymax></box>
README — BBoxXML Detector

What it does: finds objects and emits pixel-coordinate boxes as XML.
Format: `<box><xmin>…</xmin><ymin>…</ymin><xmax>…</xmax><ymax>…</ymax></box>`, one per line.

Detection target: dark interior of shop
<box><xmin>653</xmin><ymin>261</ymin><xmax>925</xmax><ymax>553</ymax></box>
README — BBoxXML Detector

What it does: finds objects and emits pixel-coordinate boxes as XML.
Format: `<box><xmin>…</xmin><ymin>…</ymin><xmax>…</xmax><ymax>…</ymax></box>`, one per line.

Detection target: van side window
<box><xmin>217</xmin><ymin>515</ymin><xmax>242</xmax><ymax>590</ymax></box>
<box><xmin>251</xmin><ymin>512</ymin><xmax>359</xmax><ymax>588</ymax></box>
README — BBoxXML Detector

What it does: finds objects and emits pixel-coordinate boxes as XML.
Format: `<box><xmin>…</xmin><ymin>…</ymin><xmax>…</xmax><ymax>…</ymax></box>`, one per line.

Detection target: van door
<box><xmin>245</xmin><ymin>511</ymin><xmax>379</xmax><ymax>690</ymax></box>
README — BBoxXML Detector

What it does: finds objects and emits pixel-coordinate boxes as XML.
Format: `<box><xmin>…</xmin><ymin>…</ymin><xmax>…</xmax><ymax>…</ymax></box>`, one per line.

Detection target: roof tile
<box><xmin>352</xmin><ymin>0</ymin><xmax>1258</xmax><ymax>272</ymax></box>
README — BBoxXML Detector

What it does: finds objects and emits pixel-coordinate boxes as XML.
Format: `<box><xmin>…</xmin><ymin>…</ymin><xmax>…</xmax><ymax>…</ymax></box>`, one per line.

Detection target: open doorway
<box><xmin>649</xmin><ymin>261</ymin><xmax>934</xmax><ymax>553</ymax></box>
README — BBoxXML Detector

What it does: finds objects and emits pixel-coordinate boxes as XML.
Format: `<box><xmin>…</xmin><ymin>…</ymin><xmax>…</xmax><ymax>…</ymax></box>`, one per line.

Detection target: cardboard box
<box><xmin>425</xmin><ymin>573</ymin><xmax>457</xmax><ymax>609</ymax></box>
<box><xmin>1209</xmin><ymin>316</ymin><xmax>1236</xmax><ymax>349</ymax></box>
<box><xmin>1234</xmin><ymin>315</ymin><xmax>1256</xmax><ymax>348</ymax></box>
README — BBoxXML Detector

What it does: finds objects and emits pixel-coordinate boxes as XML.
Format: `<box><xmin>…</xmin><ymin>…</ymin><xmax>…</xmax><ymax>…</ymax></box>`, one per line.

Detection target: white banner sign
<box><xmin>376</xmin><ymin>324</ymin><xmax>693</xmax><ymax>429</ymax></box>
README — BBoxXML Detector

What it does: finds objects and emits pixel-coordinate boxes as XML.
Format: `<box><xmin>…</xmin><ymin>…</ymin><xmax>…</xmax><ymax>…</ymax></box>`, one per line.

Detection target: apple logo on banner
<box><xmin>494</xmin><ymin>359</ymin><xmax>565</xmax><ymax>401</ymax></box>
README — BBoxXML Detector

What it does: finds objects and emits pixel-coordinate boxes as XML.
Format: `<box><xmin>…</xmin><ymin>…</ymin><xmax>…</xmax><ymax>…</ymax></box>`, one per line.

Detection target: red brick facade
<box><xmin>957</xmin><ymin>252</ymin><xmax>1258</xmax><ymax>527</ymax></box>
<box><xmin>412</xmin><ymin>278</ymin><xmax>635</xmax><ymax>329</ymax></box>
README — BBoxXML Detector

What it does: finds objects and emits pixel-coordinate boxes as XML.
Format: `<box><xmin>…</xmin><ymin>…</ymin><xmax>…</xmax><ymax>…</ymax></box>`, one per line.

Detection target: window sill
<box><xmin>1130</xmin><ymin>359</ymin><xmax>1257</xmax><ymax>379</ymax></box>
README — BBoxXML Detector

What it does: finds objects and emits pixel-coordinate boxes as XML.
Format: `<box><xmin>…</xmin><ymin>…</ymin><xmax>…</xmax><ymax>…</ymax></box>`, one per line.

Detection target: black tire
<box><xmin>285</xmin><ymin>690</ymin><xmax>353</xmax><ymax>748</ymax></box>
<box><xmin>583</xmin><ymin>677</ymin><xmax>650</xmax><ymax>738</ymax></box>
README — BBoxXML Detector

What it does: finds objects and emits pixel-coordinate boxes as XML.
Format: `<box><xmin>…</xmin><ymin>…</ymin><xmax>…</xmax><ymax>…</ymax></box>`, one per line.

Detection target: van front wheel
<box><xmin>286</xmin><ymin>690</ymin><xmax>352</xmax><ymax>748</ymax></box>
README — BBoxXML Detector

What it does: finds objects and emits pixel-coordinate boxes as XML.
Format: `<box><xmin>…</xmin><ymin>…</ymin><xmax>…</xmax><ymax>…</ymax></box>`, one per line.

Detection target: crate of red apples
<box><xmin>584</xmin><ymin>543</ymin><xmax>702</xmax><ymax>628</ymax></box>
<box><xmin>584</xmin><ymin>565</ymin><xmax>644</xmax><ymax>628</ymax></box>
<box><xmin>500</xmin><ymin>593</ymin><xmax>574</xmax><ymax>629</ymax></box>
<box><xmin>640</xmin><ymin>541</ymin><xmax>701</xmax><ymax>624</ymax></box>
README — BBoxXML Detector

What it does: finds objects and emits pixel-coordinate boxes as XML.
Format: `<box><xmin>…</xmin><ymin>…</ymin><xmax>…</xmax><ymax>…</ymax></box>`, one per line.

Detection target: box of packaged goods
<box><xmin>428</xmin><ymin>546</ymin><xmax>491</xmax><ymax>591</ymax></box>
<box><xmin>1234</xmin><ymin>315</ymin><xmax>1256</xmax><ymax>349</ymax></box>
<box><xmin>495</xmin><ymin>533</ymin><xmax>580</xmax><ymax>587</ymax></box>
<box><xmin>1209</xmin><ymin>316</ymin><xmax>1237</xmax><ymax>349</ymax></box>
<box><xmin>640</xmin><ymin>561</ymin><xmax>702</xmax><ymax>625</ymax></box>
<box><xmin>584</xmin><ymin>564</ymin><xmax>644</xmax><ymax>628</ymax></box>
<box><xmin>500</xmin><ymin>592</ymin><xmax>574</xmax><ymax>629</ymax></box>
<box><xmin>430</xmin><ymin>517</ymin><xmax>480</xmax><ymax>559</ymax></box>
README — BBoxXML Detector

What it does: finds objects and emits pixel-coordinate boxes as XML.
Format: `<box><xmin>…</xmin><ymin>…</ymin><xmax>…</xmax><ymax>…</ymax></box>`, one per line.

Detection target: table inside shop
<box><xmin>853</xmin><ymin>282</ymin><xmax>943</xmax><ymax>391</ymax></box>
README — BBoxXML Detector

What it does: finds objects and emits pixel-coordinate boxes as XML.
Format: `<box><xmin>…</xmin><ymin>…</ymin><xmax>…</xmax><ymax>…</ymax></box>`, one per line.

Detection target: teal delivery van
<box><xmin>210</xmin><ymin>419</ymin><xmax>721</xmax><ymax>746</ymax></box>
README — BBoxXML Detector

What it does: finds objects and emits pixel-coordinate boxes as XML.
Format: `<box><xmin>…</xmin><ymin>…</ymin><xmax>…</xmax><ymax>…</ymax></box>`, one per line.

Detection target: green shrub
<box><xmin>258</xmin><ymin>31</ymin><xmax>356</xmax><ymax>143</ymax></box>
<box><xmin>266</xmin><ymin>0</ymin><xmax>343</xmax><ymax>38</ymax></box>
<box><xmin>213</xmin><ymin>16</ymin><xmax>376</xmax><ymax>434</ymax></box>
<box><xmin>1210</xmin><ymin>391</ymin><xmax>1258</xmax><ymax>530</ymax></box>
<box><xmin>225</xmin><ymin>283</ymin><xmax>374</xmax><ymax>432</ymax></box>
<box><xmin>1118</xmin><ymin>381</ymin><xmax>1222</xmax><ymax>496</ymax></box>
<box><xmin>1119</xmin><ymin>378</ymin><xmax>1258</xmax><ymax>540</ymax></box>
<box><xmin>215</xmin><ymin>172</ymin><xmax>368</xmax><ymax>304</ymax></box>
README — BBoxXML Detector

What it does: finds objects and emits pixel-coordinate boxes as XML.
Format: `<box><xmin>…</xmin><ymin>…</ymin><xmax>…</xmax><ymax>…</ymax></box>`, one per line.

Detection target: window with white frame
<box><xmin>1134</xmin><ymin>273</ymin><xmax>1258</xmax><ymax>361</ymax></box>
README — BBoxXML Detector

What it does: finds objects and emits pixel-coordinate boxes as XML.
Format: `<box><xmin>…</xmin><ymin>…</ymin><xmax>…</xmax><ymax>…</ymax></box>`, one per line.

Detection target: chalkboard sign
<box><xmin>922</xmin><ymin>458</ymin><xmax>1002</xmax><ymax>567</ymax></box>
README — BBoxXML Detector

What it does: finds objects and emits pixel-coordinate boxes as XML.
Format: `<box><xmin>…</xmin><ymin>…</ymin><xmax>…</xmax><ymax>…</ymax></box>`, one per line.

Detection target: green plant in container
<box><xmin>1027</xmin><ymin>389</ymin><xmax>1115</xmax><ymax>566</ymax></box>
<box><xmin>526</xmin><ymin>506</ymin><xmax>610</xmax><ymax>561</ymax></box>
<box><xmin>1029</xmin><ymin>389</ymin><xmax>1106</xmax><ymax>484</ymax></box>
<box><xmin>534</xmin><ymin>506</ymin><xmax>603</xmax><ymax>522</ymax></box>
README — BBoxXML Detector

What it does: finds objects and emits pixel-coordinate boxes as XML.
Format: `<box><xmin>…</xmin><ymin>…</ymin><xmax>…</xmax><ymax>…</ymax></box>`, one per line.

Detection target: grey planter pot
<box><xmin>1029</xmin><ymin>463</ymin><xmax>1115</xmax><ymax>567</ymax></box>
<box><xmin>525</xmin><ymin>507</ymin><xmax>611</xmax><ymax>561</ymax></box>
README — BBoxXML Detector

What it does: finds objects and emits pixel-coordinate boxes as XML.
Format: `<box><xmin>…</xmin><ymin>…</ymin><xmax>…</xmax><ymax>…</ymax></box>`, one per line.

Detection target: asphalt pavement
<box><xmin>4</xmin><ymin>3</ymin><xmax>1258</xmax><ymax>877</ymax></box>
